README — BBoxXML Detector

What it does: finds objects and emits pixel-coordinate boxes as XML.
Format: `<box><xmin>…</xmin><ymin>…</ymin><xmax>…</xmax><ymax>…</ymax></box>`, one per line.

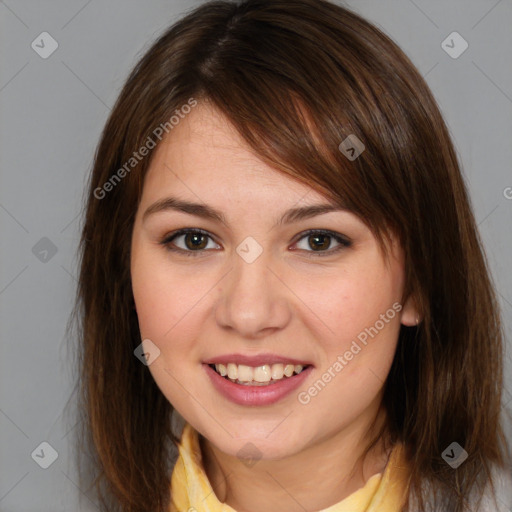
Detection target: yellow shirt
<box><xmin>170</xmin><ymin>422</ymin><xmax>410</xmax><ymax>512</ymax></box>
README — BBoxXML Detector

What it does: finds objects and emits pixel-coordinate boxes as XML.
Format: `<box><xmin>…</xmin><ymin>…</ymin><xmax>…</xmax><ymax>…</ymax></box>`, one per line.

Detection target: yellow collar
<box><xmin>170</xmin><ymin>422</ymin><xmax>409</xmax><ymax>511</ymax></box>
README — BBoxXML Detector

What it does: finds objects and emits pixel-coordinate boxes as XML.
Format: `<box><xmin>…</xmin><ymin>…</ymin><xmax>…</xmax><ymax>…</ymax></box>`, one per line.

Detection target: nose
<box><xmin>214</xmin><ymin>243</ymin><xmax>292</xmax><ymax>339</ymax></box>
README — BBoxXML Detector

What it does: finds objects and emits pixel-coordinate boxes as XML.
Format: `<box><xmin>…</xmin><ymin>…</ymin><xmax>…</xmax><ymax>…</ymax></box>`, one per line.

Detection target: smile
<box><xmin>203</xmin><ymin>363</ymin><xmax>313</xmax><ymax>406</ymax></box>
<box><xmin>210</xmin><ymin>363</ymin><xmax>309</xmax><ymax>385</ymax></box>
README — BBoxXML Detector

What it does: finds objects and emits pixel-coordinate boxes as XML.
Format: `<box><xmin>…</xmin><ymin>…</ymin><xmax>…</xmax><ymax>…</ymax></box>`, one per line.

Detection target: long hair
<box><xmin>70</xmin><ymin>1</ymin><xmax>511</xmax><ymax>510</ymax></box>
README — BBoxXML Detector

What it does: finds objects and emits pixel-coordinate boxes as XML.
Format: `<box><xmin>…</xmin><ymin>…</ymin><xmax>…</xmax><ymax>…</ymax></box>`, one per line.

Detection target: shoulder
<box><xmin>475</xmin><ymin>463</ymin><xmax>512</xmax><ymax>512</ymax></box>
<box><xmin>407</xmin><ymin>463</ymin><xmax>512</xmax><ymax>511</ymax></box>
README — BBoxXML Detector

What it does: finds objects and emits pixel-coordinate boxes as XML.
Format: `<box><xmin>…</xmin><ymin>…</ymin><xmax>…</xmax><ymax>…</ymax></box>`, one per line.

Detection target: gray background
<box><xmin>1</xmin><ymin>0</ymin><xmax>511</xmax><ymax>510</ymax></box>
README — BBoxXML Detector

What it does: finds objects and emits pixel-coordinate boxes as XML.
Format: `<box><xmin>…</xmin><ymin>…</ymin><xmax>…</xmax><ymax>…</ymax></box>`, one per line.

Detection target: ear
<box><xmin>400</xmin><ymin>295</ymin><xmax>421</xmax><ymax>326</ymax></box>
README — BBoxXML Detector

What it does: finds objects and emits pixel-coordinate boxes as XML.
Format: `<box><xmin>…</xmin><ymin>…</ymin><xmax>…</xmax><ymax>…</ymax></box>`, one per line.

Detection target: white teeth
<box><xmin>213</xmin><ymin>362</ymin><xmax>307</xmax><ymax>383</ymax></box>
<box><xmin>284</xmin><ymin>364</ymin><xmax>294</xmax><ymax>377</ymax></box>
<box><xmin>227</xmin><ymin>363</ymin><xmax>238</xmax><ymax>380</ymax></box>
<box><xmin>271</xmin><ymin>363</ymin><xmax>284</xmax><ymax>380</ymax></box>
<box><xmin>237</xmin><ymin>364</ymin><xmax>253</xmax><ymax>381</ymax></box>
<box><xmin>253</xmin><ymin>365</ymin><xmax>271</xmax><ymax>383</ymax></box>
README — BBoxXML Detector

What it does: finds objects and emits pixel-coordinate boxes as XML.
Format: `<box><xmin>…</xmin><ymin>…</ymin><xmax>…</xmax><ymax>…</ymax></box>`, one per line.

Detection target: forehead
<box><xmin>142</xmin><ymin>101</ymin><xmax>331</xmax><ymax>205</ymax></box>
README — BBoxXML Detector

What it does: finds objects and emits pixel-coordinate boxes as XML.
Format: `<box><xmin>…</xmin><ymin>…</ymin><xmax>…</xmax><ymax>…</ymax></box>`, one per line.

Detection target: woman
<box><xmin>73</xmin><ymin>0</ymin><xmax>512</xmax><ymax>510</ymax></box>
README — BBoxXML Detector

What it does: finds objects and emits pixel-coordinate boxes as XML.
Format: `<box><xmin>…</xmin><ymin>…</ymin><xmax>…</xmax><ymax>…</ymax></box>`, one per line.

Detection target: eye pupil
<box><xmin>185</xmin><ymin>233</ymin><xmax>207</xmax><ymax>250</ymax></box>
<box><xmin>309</xmin><ymin>234</ymin><xmax>330</xmax><ymax>251</ymax></box>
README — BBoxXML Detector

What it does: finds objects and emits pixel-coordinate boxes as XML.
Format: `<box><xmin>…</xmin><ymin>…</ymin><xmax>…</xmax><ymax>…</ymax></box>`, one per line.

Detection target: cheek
<box><xmin>299</xmin><ymin>278</ymin><xmax>401</xmax><ymax>418</ymax></box>
<box><xmin>303</xmin><ymin>257</ymin><xmax>403</xmax><ymax>401</ymax></box>
<box><xmin>130</xmin><ymin>247</ymin><xmax>206</xmax><ymax>408</ymax></box>
<box><xmin>131</xmin><ymin>245</ymin><xmax>213</xmax><ymax>353</ymax></box>
<box><xmin>314</xmin><ymin>267</ymin><xmax>401</xmax><ymax>347</ymax></box>
<box><xmin>131</xmin><ymin>256</ymin><xmax>169</xmax><ymax>341</ymax></box>
<box><xmin>131</xmin><ymin>239</ymin><xmax>179</xmax><ymax>347</ymax></box>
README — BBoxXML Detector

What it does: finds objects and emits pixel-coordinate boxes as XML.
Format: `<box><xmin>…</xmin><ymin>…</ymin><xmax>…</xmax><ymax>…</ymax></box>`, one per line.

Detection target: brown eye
<box><xmin>160</xmin><ymin>228</ymin><xmax>351</xmax><ymax>258</ymax></box>
<box><xmin>160</xmin><ymin>229</ymin><xmax>219</xmax><ymax>257</ymax></box>
<box><xmin>308</xmin><ymin>233</ymin><xmax>331</xmax><ymax>251</ymax></box>
<box><xmin>183</xmin><ymin>232</ymin><xmax>208</xmax><ymax>250</ymax></box>
<box><xmin>293</xmin><ymin>230</ymin><xmax>351</xmax><ymax>256</ymax></box>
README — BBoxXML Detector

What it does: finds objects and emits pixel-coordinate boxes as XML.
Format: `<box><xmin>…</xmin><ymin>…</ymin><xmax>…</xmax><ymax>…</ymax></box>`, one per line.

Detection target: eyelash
<box><xmin>159</xmin><ymin>228</ymin><xmax>351</xmax><ymax>258</ymax></box>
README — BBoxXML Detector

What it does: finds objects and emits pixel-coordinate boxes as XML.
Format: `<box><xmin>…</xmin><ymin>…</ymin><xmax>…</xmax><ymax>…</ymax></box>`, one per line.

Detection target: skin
<box><xmin>130</xmin><ymin>101</ymin><xmax>419</xmax><ymax>512</ymax></box>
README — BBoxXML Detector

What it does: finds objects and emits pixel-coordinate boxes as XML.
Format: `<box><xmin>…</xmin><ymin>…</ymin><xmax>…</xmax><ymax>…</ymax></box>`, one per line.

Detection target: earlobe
<box><xmin>400</xmin><ymin>295</ymin><xmax>421</xmax><ymax>326</ymax></box>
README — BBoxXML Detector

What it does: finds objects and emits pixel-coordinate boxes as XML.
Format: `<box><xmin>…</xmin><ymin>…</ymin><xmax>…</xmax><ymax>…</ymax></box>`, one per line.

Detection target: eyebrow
<box><xmin>142</xmin><ymin>196</ymin><xmax>350</xmax><ymax>227</ymax></box>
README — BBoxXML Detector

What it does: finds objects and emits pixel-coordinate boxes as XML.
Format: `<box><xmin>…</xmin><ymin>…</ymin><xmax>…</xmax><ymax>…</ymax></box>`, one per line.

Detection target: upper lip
<box><xmin>204</xmin><ymin>353</ymin><xmax>313</xmax><ymax>367</ymax></box>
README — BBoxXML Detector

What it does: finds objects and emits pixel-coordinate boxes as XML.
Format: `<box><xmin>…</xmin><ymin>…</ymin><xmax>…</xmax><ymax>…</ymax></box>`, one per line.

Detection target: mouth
<box><xmin>203</xmin><ymin>362</ymin><xmax>314</xmax><ymax>406</ymax></box>
<box><xmin>208</xmin><ymin>362</ymin><xmax>312</xmax><ymax>386</ymax></box>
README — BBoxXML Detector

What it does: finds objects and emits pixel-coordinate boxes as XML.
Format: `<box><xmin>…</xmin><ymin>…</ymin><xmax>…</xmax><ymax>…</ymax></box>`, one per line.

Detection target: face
<box><xmin>130</xmin><ymin>101</ymin><xmax>417</xmax><ymax>461</ymax></box>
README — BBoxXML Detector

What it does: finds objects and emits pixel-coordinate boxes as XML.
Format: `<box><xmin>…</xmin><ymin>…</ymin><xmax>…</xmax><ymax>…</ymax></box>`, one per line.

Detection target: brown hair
<box><xmin>70</xmin><ymin>0</ymin><xmax>511</xmax><ymax>510</ymax></box>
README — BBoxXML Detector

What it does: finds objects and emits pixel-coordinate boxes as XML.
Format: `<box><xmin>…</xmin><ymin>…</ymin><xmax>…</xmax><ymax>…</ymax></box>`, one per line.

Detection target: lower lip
<box><xmin>203</xmin><ymin>364</ymin><xmax>313</xmax><ymax>406</ymax></box>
